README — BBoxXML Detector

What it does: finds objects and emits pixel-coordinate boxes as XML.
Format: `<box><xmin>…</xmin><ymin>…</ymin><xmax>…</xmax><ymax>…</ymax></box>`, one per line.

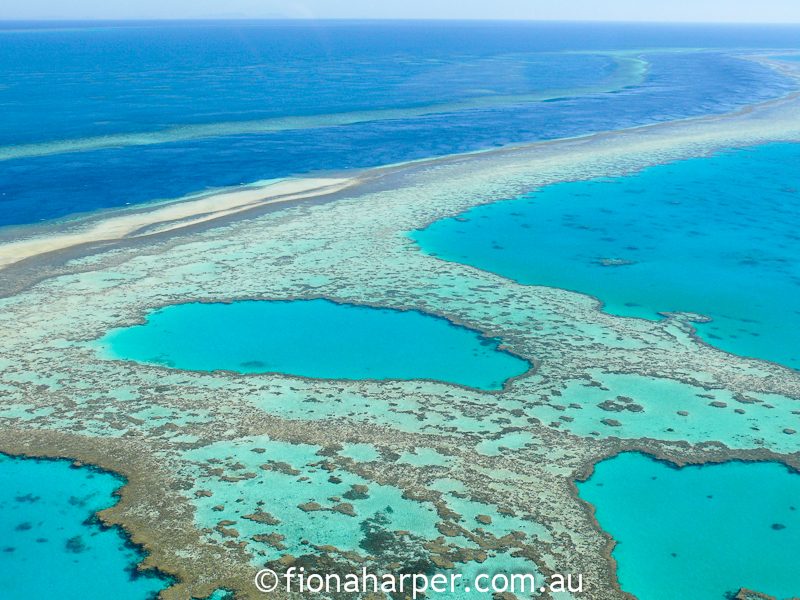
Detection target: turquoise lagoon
<box><xmin>0</xmin><ymin>454</ymin><xmax>167</xmax><ymax>600</ymax></box>
<box><xmin>413</xmin><ymin>143</ymin><xmax>800</xmax><ymax>369</ymax></box>
<box><xmin>577</xmin><ymin>453</ymin><xmax>800</xmax><ymax>600</ymax></box>
<box><xmin>98</xmin><ymin>299</ymin><xmax>530</xmax><ymax>390</ymax></box>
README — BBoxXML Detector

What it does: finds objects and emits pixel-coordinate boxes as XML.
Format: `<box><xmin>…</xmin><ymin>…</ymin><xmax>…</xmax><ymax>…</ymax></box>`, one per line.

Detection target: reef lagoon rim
<box><xmin>577</xmin><ymin>452</ymin><xmax>800</xmax><ymax>600</ymax></box>
<box><xmin>413</xmin><ymin>142</ymin><xmax>800</xmax><ymax>370</ymax></box>
<box><xmin>1</xmin><ymin>56</ymin><xmax>800</xmax><ymax>600</ymax></box>
<box><xmin>96</xmin><ymin>299</ymin><xmax>531</xmax><ymax>391</ymax></box>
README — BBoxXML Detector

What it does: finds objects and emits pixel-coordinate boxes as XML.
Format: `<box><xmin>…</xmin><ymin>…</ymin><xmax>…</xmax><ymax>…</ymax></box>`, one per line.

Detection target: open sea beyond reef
<box><xmin>0</xmin><ymin>21</ymin><xmax>798</xmax><ymax>226</ymax></box>
<box><xmin>2</xmin><ymin>20</ymin><xmax>800</xmax><ymax>600</ymax></box>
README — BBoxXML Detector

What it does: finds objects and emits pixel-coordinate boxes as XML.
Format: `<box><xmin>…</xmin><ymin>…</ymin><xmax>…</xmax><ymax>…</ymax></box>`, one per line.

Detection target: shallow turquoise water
<box><xmin>0</xmin><ymin>454</ymin><xmax>168</xmax><ymax>600</ymax></box>
<box><xmin>413</xmin><ymin>143</ymin><xmax>800</xmax><ymax>369</ymax></box>
<box><xmin>98</xmin><ymin>299</ymin><xmax>530</xmax><ymax>390</ymax></box>
<box><xmin>577</xmin><ymin>453</ymin><xmax>800</xmax><ymax>600</ymax></box>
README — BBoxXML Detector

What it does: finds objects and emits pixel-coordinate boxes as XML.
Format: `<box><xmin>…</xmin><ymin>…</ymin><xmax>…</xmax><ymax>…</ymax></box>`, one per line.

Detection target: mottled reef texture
<box><xmin>1</xmin><ymin>57</ymin><xmax>800</xmax><ymax>599</ymax></box>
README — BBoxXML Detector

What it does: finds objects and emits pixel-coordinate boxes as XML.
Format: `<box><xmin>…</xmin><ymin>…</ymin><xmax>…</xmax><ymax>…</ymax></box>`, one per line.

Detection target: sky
<box><xmin>3</xmin><ymin>0</ymin><xmax>800</xmax><ymax>23</ymax></box>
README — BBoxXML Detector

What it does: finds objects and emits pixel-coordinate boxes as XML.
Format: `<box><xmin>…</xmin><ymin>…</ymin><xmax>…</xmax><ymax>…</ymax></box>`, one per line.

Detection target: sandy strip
<box><xmin>0</xmin><ymin>177</ymin><xmax>356</xmax><ymax>269</ymax></box>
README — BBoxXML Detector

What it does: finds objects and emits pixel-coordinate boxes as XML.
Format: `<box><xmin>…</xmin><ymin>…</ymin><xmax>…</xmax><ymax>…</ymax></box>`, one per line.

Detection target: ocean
<box><xmin>96</xmin><ymin>299</ymin><xmax>530</xmax><ymax>390</ymax></box>
<box><xmin>0</xmin><ymin>21</ymin><xmax>798</xmax><ymax>226</ymax></box>
<box><xmin>0</xmin><ymin>454</ymin><xmax>168</xmax><ymax>600</ymax></box>
<box><xmin>2</xmin><ymin>20</ymin><xmax>800</xmax><ymax>600</ymax></box>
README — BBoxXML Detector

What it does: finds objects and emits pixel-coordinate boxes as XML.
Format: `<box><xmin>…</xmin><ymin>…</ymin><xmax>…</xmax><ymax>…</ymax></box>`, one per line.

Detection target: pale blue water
<box><xmin>97</xmin><ymin>299</ymin><xmax>530</xmax><ymax>389</ymax></box>
<box><xmin>413</xmin><ymin>143</ymin><xmax>800</xmax><ymax>369</ymax></box>
<box><xmin>577</xmin><ymin>453</ymin><xmax>800</xmax><ymax>600</ymax></box>
<box><xmin>1</xmin><ymin>22</ymin><xmax>798</xmax><ymax>226</ymax></box>
<box><xmin>0</xmin><ymin>453</ymin><xmax>168</xmax><ymax>600</ymax></box>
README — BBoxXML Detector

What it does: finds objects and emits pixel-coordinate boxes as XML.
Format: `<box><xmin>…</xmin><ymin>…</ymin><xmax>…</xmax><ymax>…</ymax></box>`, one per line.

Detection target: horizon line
<box><xmin>2</xmin><ymin>17</ymin><xmax>800</xmax><ymax>26</ymax></box>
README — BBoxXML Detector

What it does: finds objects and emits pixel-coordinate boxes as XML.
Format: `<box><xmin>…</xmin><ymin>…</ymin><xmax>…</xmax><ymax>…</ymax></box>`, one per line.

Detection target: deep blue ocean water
<box><xmin>97</xmin><ymin>299</ymin><xmax>530</xmax><ymax>389</ymax></box>
<box><xmin>578</xmin><ymin>453</ymin><xmax>800</xmax><ymax>600</ymax></box>
<box><xmin>0</xmin><ymin>453</ymin><xmax>168</xmax><ymax>599</ymax></box>
<box><xmin>1</xmin><ymin>21</ymin><xmax>799</xmax><ymax>226</ymax></box>
<box><xmin>414</xmin><ymin>143</ymin><xmax>800</xmax><ymax>369</ymax></box>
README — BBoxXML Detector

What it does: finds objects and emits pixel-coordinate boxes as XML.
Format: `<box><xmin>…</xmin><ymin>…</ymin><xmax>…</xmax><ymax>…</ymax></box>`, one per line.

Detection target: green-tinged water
<box><xmin>183</xmin><ymin>436</ymin><xmax>547</xmax><ymax>598</ymax></box>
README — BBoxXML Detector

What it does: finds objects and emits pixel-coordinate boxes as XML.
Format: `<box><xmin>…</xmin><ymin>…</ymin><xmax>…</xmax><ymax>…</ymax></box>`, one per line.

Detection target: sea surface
<box><xmin>97</xmin><ymin>299</ymin><xmax>530</xmax><ymax>389</ymax></box>
<box><xmin>578</xmin><ymin>453</ymin><xmax>800</xmax><ymax>600</ymax></box>
<box><xmin>3</xmin><ymin>21</ymin><xmax>800</xmax><ymax>600</ymax></box>
<box><xmin>414</xmin><ymin>143</ymin><xmax>800</xmax><ymax>369</ymax></box>
<box><xmin>0</xmin><ymin>453</ymin><xmax>168</xmax><ymax>599</ymax></box>
<box><xmin>1</xmin><ymin>21</ymin><xmax>799</xmax><ymax>226</ymax></box>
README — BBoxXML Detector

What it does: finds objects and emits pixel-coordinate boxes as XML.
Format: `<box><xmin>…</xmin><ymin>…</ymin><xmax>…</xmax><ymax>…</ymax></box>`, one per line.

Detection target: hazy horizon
<box><xmin>4</xmin><ymin>17</ymin><xmax>800</xmax><ymax>25</ymax></box>
<box><xmin>3</xmin><ymin>0</ymin><xmax>800</xmax><ymax>24</ymax></box>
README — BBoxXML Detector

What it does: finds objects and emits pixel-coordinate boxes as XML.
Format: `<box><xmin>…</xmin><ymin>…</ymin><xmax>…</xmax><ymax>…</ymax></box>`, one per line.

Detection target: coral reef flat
<box><xmin>1</xmin><ymin>55</ymin><xmax>800</xmax><ymax>600</ymax></box>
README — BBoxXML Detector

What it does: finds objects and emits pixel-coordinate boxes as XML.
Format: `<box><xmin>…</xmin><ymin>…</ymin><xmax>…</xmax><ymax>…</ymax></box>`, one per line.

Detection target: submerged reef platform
<box><xmin>1</xmin><ymin>57</ymin><xmax>800</xmax><ymax>599</ymax></box>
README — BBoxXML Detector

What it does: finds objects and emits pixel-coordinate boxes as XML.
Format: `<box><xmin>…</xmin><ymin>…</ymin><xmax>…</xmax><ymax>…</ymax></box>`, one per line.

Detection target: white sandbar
<box><xmin>0</xmin><ymin>177</ymin><xmax>356</xmax><ymax>269</ymax></box>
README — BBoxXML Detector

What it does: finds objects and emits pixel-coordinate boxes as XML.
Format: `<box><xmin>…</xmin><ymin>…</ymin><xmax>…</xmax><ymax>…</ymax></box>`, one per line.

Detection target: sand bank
<box><xmin>0</xmin><ymin>177</ymin><xmax>355</xmax><ymax>269</ymax></box>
